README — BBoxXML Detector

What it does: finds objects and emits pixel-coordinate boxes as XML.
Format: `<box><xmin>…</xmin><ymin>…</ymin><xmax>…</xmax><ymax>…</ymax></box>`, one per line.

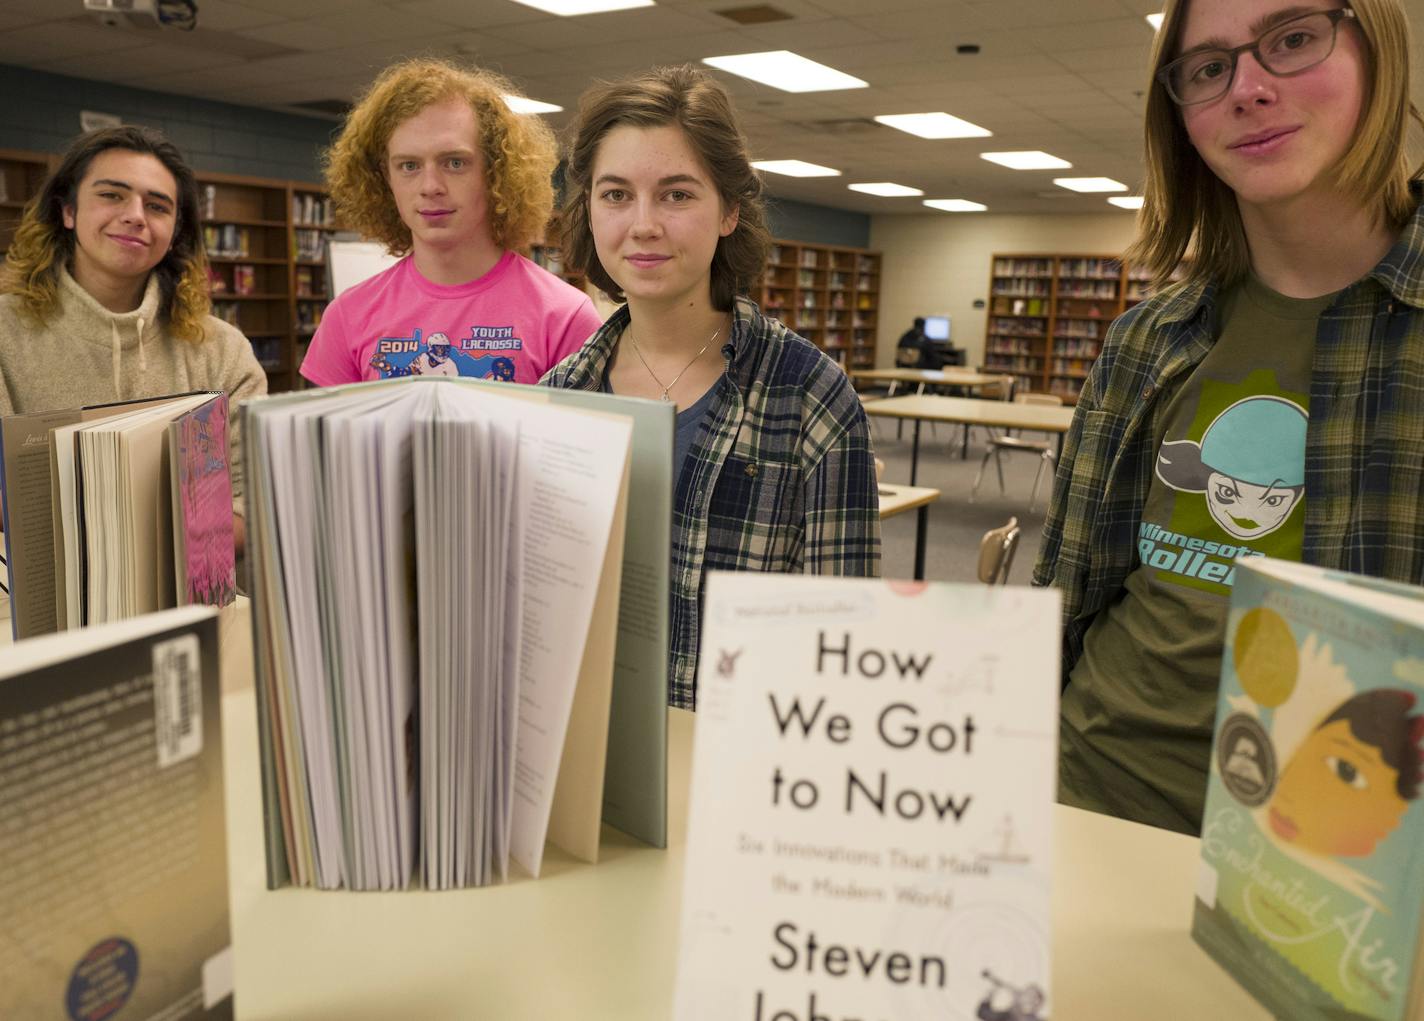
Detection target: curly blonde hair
<box><xmin>325</xmin><ymin>58</ymin><xmax>557</xmax><ymax>255</ymax></box>
<box><xmin>1</xmin><ymin>126</ymin><xmax>211</xmax><ymax>341</ymax></box>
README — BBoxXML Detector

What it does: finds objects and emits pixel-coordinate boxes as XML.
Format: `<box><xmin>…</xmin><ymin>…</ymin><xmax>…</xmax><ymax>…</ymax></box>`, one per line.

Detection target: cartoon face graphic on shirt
<box><xmin>1205</xmin><ymin>471</ymin><xmax>1303</xmax><ymax>539</ymax></box>
<box><xmin>1156</xmin><ymin>394</ymin><xmax>1308</xmax><ymax>540</ymax></box>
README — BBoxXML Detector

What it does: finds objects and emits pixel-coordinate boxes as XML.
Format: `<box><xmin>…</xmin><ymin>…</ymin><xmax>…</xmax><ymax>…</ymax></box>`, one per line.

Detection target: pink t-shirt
<box><xmin>299</xmin><ymin>251</ymin><xmax>600</xmax><ymax>387</ymax></box>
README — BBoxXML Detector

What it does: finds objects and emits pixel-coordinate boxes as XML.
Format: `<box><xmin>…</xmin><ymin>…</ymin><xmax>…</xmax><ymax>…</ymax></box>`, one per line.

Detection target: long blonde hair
<box><xmin>1</xmin><ymin>125</ymin><xmax>211</xmax><ymax>340</ymax></box>
<box><xmin>324</xmin><ymin>58</ymin><xmax>557</xmax><ymax>254</ymax></box>
<box><xmin>1131</xmin><ymin>0</ymin><xmax>1424</xmax><ymax>288</ymax></box>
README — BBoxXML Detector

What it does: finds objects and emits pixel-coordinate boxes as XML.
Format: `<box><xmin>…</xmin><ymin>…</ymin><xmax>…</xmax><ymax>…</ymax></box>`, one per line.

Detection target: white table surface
<box><xmin>213</xmin><ymin>603</ymin><xmax>1270</xmax><ymax>1021</ymax></box>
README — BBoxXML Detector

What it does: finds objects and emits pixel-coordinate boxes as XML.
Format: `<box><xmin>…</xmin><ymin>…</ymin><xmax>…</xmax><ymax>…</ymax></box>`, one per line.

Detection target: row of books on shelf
<box><xmin>1051</xmin><ymin>357</ymin><xmax>1092</xmax><ymax>376</ymax></box>
<box><xmin>1055</xmin><ymin>319</ymin><xmax>1105</xmax><ymax>338</ymax></box>
<box><xmin>293</xmin><ymin>228</ymin><xmax>325</xmax><ymax>263</ymax></box>
<box><xmin>207</xmin><ymin>264</ymin><xmax>258</xmax><ymax>296</ymax></box>
<box><xmin>992</xmin><ymin>277</ymin><xmax>1051</xmax><ymax>297</ymax></box>
<box><xmin>203</xmin><ymin>224</ymin><xmax>251</xmax><ymax>258</ymax></box>
<box><xmin>1058</xmin><ymin>257</ymin><xmax>1121</xmax><ymax>279</ymax></box>
<box><xmin>295</xmin><ymin>265</ymin><xmax>322</xmax><ymax>297</ymax></box>
<box><xmin>986</xmin><ymin>354</ymin><xmax>1042</xmax><ymax>372</ymax></box>
<box><xmin>292</xmin><ymin>192</ymin><xmax>334</xmax><ymax>226</ymax></box>
<box><xmin>988</xmin><ymin>316</ymin><xmax>1045</xmax><ymax>338</ymax></box>
<box><xmin>993</xmin><ymin>257</ymin><xmax>1051</xmax><ymax>277</ymax></box>
<box><xmin>1047</xmin><ymin>376</ymin><xmax>1085</xmax><ymax>399</ymax></box>
<box><xmin>251</xmin><ymin>338</ymin><xmax>283</xmax><ymax>370</ymax></box>
<box><xmin>988</xmin><ymin>338</ymin><xmax>1036</xmax><ymax>356</ymax></box>
<box><xmin>296</xmin><ymin>300</ymin><xmax>324</xmax><ymax>333</ymax></box>
<box><xmin>1054</xmin><ymin>338</ymin><xmax>1100</xmax><ymax>358</ymax></box>
<box><xmin>5</xmin><ymin>373</ymin><xmax>1424</xmax><ymax>1020</ymax></box>
<box><xmin>992</xmin><ymin>297</ymin><xmax>1049</xmax><ymax>316</ymax></box>
<box><xmin>211</xmin><ymin>301</ymin><xmax>241</xmax><ymax>327</ymax></box>
<box><xmin>1057</xmin><ymin>279</ymin><xmax>1119</xmax><ymax>299</ymax></box>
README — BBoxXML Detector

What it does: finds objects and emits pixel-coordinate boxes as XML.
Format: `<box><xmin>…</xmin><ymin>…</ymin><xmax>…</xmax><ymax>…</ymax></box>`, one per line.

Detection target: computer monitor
<box><xmin>923</xmin><ymin>315</ymin><xmax>950</xmax><ymax>341</ymax></box>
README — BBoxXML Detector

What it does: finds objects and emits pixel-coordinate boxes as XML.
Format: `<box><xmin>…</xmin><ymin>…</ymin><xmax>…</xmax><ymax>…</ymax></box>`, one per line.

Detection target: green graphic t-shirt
<box><xmin>1060</xmin><ymin>276</ymin><xmax>1334</xmax><ymax>833</ymax></box>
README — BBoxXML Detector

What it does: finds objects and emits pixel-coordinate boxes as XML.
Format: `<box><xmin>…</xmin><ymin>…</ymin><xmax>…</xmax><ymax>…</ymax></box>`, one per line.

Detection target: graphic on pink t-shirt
<box><xmin>299</xmin><ymin>251</ymin><xmax>601</xmax><ymax>388</ymax></box>
<box><xmin>367</xmin><ymin>328</ymin><xmax>520</xmax><ymax>380</ymax></box>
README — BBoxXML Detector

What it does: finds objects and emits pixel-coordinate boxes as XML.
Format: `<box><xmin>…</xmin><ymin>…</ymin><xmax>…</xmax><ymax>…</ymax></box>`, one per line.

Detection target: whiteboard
<box><xmin>327</xmin><ymin>239</ymin><xmax>401</xmax><ymax>298</ymax></box>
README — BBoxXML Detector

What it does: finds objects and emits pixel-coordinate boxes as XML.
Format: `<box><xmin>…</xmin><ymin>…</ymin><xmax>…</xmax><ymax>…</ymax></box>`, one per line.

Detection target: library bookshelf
<box><xmin>986</xmin><ymin>254</ymin><xmax>1167</xmax><ymax>402</ymax></box>
<box><xmin>758</xmin><ymin>240</ymin><xmax>881</xmax><ymax>372</ymax></box>
<box><xmin>0</xmin><ymin>149</ymin><xmax>53</xmax><ymax>255</ymax></box>
<box><xmin>199</xmin><ymin>171</ymin><xmax>340</xmax><ymax>393</ymax></box>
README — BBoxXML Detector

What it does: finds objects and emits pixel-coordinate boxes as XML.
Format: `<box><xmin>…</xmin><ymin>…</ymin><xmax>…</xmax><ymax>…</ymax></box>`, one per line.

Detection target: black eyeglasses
<box><xmin>1156</xmin><ymin>7</ymin><xmax>1357</xmax><ymax>106</ymax></box>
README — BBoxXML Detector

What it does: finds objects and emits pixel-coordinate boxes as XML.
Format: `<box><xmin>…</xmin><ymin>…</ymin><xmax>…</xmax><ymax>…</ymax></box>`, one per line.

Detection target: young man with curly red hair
<box><xmin>300</xmin><ymin>58</ymin><xmax>600</xmax><ymax>386</ymax></box>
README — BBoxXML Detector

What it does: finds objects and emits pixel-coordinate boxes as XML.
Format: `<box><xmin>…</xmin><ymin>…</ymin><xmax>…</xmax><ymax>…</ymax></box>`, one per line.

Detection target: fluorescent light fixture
<box><xmin>1146</xmin><ymin>12</ymin><xmax>1164</xmax><ymax>29</ymax></box>
<box><xmin>848</xmin><ymin>182</ymin><xmax>924</xmax><ymax>197</ymax></box>
<box><xmin>873</xmin><ymin>112</ymin><xmax>991</xmax><ymax>139</ymax></box>
<box><xmin>502</xmin><ymin>94</ymin><xmax>563</xmax><ymax>115</ymax></box>
<box><xmin>1054</xmin><ymin>176</ymin><xmax>1128</xmax><ymax>193</ymax></box>
<box><xmin>980</xmin><ymin>150</ymin><xmax>1071</xmax><ymax>171</ymax></box>
<box><xmin>1108</xmin><ymin>196</ymin><xmax>1145</xmax><ymax>210</ymax></box>
<box><xmin>924</xmin><ymin>199</ymin><xmax>987</xmax><ymax>212</ymax></box>
<box><xmin>751</xmin><ymin>159</ymin><xmax>841</xmax><ymax>178</ymax></box>
<box><xmin>508</xmin><ymin>0</ymin><xmax>653</xmax><ymax>14</ymax></box>
<box><xmin>702</xmin><ymin>51</ymin><xmax>867</xmax><ymax>93</ymax></box>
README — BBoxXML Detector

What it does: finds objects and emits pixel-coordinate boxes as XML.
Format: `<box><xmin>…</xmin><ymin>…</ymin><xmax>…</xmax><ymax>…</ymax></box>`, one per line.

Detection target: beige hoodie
<box><xmin>0</xmin><ymin>266</ymin><xmax>267</xmax><ymax>502</ymax></box>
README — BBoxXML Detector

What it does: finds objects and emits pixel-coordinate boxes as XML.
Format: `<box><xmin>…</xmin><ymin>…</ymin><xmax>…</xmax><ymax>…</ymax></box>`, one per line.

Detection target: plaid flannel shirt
<box><xmin>543</xmin><ymin>297</ymin><xmax>881</xmax><ymax>708</ymax></box>
<box><xmin>1034</xmin><ymin>194</ymin><xmax>1424</xmax><ymax>680</ymax></box>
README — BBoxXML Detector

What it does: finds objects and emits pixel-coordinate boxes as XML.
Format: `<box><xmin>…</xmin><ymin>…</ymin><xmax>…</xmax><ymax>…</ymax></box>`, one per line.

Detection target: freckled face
<box><xmin>588</xmin><ymin>123</ymin><xmax>738</xmax><ymax>311</ymax></box>
<box><xmin>385</xmin><ymin>97</ymin><xmax>491</xmax><ymax>254</ymax></box>
<box><xmin>1176</xmin><ymin>0</ymin><xmax>1368</xmax><ymax>214</ymax></box>
<box><xmin>1268</xmin><ymin>719</ymin><xmax>1409</xmax><ymax>857</ymax></box>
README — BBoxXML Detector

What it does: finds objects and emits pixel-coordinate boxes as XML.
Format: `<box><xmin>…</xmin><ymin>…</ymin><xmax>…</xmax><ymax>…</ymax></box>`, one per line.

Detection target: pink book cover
<box><xmin>171</xmin><ymin>394</ymin><xmax>236</xmax><ymax>607</ymax></box>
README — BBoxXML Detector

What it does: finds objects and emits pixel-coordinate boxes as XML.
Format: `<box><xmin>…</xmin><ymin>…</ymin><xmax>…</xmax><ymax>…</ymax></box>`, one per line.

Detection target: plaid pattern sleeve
<box><xmin>544</xmin><ymin>298</ymin><xmax>881</xmax><ymax>709</ymax></box>
<box><xmin>1034</xmin><ymin>192</ymin><xmax>1424</xmax><ymax>680</ymax></box>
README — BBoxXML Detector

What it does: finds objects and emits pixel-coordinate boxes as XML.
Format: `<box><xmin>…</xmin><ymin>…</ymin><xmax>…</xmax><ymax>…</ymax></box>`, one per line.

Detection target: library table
<box><xmin>850</xmin><ymin>367</ymin><xmax>1006</xmax><ymax>393</ymax></box>
<box><xmin>876</xmin><ymin>482</ymin><xmax>940</xmax><ymax>580</ymax></box>
<box><xmin>215</xmin><ymin>606</ymin><xmax>1270</xmax><ymax>1021</ymax></box>
<box><xmin>864</xmin><ymin>394</ymin><xmax>1076</xmax><ymax>485</ymax></box>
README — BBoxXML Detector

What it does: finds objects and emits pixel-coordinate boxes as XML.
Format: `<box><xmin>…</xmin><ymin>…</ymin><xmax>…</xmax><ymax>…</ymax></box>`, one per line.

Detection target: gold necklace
<box><xmin>627</xmin><ymin>324</ymin><xmax>721</xmax><ymax>403</ymax></box>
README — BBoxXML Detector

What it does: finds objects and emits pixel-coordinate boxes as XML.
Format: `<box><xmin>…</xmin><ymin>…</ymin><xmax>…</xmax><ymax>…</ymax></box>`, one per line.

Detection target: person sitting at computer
<box><xmin>896</xmin><ymin>317</ymin><xmax>934</xmax><ymax>367</ymax></box>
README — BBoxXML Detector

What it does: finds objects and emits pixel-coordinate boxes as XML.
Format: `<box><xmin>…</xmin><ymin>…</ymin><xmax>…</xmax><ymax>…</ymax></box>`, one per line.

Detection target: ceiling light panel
<box><xmin>751</xmin><ymin>159</ymin><xmax>842</xmax><ymax>177</ymax></box>
<box><xmin>503</xmin><ymin>94</ymin><xmax>563</xmax><ymax>114</ymax></box>
<box><xmin>848</xmin><ymin>182</ymin><xmax>924</xmax><ymax>197</ymax></box>
<box><xmin>1108</xmin><ymin>196</ymin><xmax>1145</xmax><ymax>209</ymax></box>
<box><xmin>1054</xmin><ymin>177</ymin><xmax>1128</xmax><ymax>193</ymax></box>
<box><xmin>924</xmin><ymin>199</ymin><xmax>987</xmax><ymax>212</ymax></box>
<box><xmin>980</xmin><ymin>150</ymin><xmax>1071</xmax><ymax>170</ymax></box>
<box><xmin>509</xmin><ymin>0</ymin><xmax>655</xmax><ymax>14</ymax></box>
<box><xmin>874</xmin><ymin>112</ymin><xmax>991</xmax><ymax>139</ymax></box>
<box><xmin>703</xmin><ymin>51</ymin><xmax>868</xmax><ymax>92</ymax></box>
<box><xmin>1146</xmin><ymin>13</ymin><xmax>1164</xmax><ymax>29</ymax></box>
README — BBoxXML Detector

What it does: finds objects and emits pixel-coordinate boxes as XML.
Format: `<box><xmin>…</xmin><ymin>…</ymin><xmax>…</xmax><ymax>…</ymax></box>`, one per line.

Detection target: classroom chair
<box><xmin>968</xmin><ymin>393</ymin><xmax>1064</xmax><ymax>513</ymax></box>
<box><xmin>976</xmin><ymin>516</ymin><xmax>1020</xmax><ymax>585</ymax></box>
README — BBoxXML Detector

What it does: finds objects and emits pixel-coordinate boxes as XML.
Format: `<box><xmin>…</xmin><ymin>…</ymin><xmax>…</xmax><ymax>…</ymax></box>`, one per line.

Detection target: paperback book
<box><xmin>0</xmin><ymin>605</ymin><xmax>232</xmax><ymax>1019</ymax></box>
<box><xmin>1194</xmin><ymin>558</ymin><xmax>1424</xmax><ymax>1021</ymax></box>
<box><xmin>242</xmin><ymin>376</ymin><xmax>673</xmax><ymax>891</ymax></box>
<box><xmin>675</xmin><ymin>574</ymin><xmax>1061</xmax><ymax>1021</ymax></box>
<box><xmin>0</xmin><ymin>391</ymin><xmax>236</xmax><ymax>640</ymax></box>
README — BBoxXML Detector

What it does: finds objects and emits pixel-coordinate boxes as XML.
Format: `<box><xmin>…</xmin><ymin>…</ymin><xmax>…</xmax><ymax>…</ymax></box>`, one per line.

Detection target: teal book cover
<box><xmin>1193</xmin><ymin>558</ymin><xmax>1424</xmax><ymax>1021</ymax></box>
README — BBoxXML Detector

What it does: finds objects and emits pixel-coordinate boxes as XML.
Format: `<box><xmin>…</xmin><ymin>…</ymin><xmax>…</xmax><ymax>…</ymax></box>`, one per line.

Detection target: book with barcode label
<box><xmin>0</xmin><ymin>605</ymin><xmax>232</xmax><ymax>1019</ymax></box>
<box><xmin>1193</xmin><ymin>558</ymin><xmax>1424</xmax><ymax>1021</ymax></box>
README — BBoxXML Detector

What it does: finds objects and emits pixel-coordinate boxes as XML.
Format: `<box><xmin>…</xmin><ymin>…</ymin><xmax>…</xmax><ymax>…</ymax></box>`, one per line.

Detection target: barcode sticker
<box><xmin>153</xmin><ymin>634</ymin><xmax>203</xmax><ymax>768</ymax></box>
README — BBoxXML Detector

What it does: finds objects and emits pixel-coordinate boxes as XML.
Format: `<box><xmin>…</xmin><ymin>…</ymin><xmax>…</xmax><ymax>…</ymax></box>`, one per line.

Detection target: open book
<box><xmin>241</xmin><ymin>377</ymin><xmax>673</xmax><ymax>891</ymax></box>
<box><xmin>1195</xmin><ymin>558</ymin><xmax>1424</xmax><ymax>1021</ymax></box>
<box><xmin>0</xmin><ymin>392</ymin><xmax>235</xmax><ymax>639</ymax></box>
<box><xmin>0</xmin><ymin>605</ymin><xmax>232</xmax><ymax>1020</ymax></box>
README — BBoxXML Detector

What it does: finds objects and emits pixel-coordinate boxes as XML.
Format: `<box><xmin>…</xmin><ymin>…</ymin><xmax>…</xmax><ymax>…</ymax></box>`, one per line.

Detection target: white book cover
<box><xmin>675</xmin><ymin>574</ymin><xmax>1061</xmax><ymax>1021</ymax></box>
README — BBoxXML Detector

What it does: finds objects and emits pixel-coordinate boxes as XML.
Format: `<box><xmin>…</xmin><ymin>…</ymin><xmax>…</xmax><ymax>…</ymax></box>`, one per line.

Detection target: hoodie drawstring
<box><xmin>109</xmin><ymin>317</ymin><xmax>148</xmax><ymax>399</ymax></box>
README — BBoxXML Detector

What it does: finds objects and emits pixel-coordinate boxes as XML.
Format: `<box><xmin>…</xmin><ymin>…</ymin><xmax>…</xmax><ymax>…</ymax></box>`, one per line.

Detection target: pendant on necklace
<box><xmin>660</xmin><ymin>390</ymin><xmax>672</xmax><ymax>403</ymax></box>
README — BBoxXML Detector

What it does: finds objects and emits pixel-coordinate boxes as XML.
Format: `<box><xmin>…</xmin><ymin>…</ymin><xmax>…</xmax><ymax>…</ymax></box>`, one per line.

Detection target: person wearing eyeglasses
<box><xmin>1035</xmin><ymin>0</ymin><xmax>1423</xmax><ymax>835</ymax></box>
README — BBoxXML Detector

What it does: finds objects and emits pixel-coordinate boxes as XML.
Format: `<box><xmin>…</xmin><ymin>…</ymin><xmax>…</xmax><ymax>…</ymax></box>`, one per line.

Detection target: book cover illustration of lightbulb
<box><xmin>1194</xmin><ymin>558</ymin><xmax>1424</xmax><ymax>1021</ymax></box>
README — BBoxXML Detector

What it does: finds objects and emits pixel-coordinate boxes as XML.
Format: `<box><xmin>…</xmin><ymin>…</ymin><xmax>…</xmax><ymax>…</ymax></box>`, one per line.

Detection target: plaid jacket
<box><xmin>543</xmin><ymin>297</ymin><xmax>881</xmax><ymax>708</ymax></box>
<box><xmin>1034</xmin><ymin>196</ymin><xmax>1424</xmax><ymax>679</ymax></box>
